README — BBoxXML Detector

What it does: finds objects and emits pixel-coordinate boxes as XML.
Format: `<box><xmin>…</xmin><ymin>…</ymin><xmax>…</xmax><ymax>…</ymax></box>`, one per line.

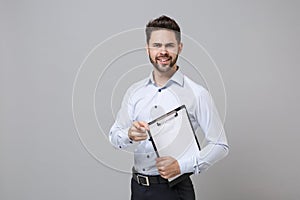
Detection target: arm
<box><xmin>178</xmin><ymin>89</ymin><xmax>229</xmax><ymax>174</ymax></box>
<box><xmin>109</xmin><ymin>88</ymin><xmax>149</xmax><ymax>149</ymax></box>
<box><xmin>109</xmin><ymin>88</ymin><xmax>134</xmax><ymax>149</ymax></box>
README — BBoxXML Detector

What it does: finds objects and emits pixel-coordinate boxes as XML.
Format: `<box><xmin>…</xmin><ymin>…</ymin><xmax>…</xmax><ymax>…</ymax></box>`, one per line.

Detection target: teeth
<box><xmin>159</xmin><ymin>58</ymin><xmax>169</xmax><ymax>62</ymax></box>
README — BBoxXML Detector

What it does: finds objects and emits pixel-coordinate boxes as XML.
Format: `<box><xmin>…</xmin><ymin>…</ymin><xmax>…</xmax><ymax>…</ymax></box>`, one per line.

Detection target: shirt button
<box><xmin>154</xmin><ymin>105</ymin><xmax>157</xmax><ymax>108</ymax></box>
<box><xmin>147</xmin><ymin>155</ymin><xmax>150</xmax><ymax>158</ymax></box>
<box><xmin>142</xmin><ymin>168</ymin><xmax>145</xmax><ymax>171</ymax></box>
<box><xmin>158</xmin><ymin>89</ymin><xmax>162</xmax><ymax>92</ymax></box>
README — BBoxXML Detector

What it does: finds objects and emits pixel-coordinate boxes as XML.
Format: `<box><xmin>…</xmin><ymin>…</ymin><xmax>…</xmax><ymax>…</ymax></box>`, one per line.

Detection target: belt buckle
<box><xmin>137</xmin><ymin>174</ymin><xmax>150</xmax><ymax>186</ymax></box>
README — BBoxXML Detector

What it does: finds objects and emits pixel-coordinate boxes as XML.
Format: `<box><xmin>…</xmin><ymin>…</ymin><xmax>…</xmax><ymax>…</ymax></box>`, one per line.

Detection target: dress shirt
<box><xmin>109</xmin><ymin>68</ymin><xmax>229</xmax><ymax>175</ymax></box>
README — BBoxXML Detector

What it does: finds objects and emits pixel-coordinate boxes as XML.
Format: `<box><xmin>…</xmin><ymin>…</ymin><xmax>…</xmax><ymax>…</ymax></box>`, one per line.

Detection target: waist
<box><xmin>132</xmin><ymin>171</ymin><xmax>168</xmax><ymax>186</ymax></box>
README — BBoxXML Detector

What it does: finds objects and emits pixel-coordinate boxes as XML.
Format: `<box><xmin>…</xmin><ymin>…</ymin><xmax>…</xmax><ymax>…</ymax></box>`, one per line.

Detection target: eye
<box><xmin>166</xmin><ymin>43</ymin><xmax>175</xmax><ymax>48</ymax></box>
<box><xmin>152</xmin><ymin>43</ymin><xmax>161</xmax><ymax>48</ymax></box>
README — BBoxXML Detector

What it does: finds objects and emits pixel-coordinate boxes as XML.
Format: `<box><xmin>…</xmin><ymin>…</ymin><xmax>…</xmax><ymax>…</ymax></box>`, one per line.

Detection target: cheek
<box><xmin>168</xmin><ymin>48</ymin><xmax>179</xmax><ymax>55</ymax></box>
<box><xmin>149</xmin><ymin>50</ymin><xmax>158</xmax><ymax>58</ymax></box>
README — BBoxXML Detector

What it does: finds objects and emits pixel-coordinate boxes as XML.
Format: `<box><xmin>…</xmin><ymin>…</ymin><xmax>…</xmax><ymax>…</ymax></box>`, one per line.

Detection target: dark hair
<box><xmin>145</xmin><ymin>15</ymin><xmax>181</xmax><ymax>44</ymax></box>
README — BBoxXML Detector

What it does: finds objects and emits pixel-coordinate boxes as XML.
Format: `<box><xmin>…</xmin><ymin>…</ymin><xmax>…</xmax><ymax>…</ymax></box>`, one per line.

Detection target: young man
<box><xmin>109</xmin><ymin>15</ymin><xmax>229</xmax><ymax>200</ymax></box>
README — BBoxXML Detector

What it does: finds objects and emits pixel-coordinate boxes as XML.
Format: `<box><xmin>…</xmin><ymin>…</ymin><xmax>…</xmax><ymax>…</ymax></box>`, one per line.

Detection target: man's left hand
<box><xmin>156</xmin><ymin>156</ymin><xmax>181</xmax><ymax>179</ymax></box>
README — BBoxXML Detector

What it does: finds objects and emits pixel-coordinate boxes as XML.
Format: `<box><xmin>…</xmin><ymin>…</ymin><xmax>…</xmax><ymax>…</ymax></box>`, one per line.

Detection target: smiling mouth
<box><xmin>156</xmin><ymin>57</ymin><xmax>171</xmax><ymax>64</ymax></box>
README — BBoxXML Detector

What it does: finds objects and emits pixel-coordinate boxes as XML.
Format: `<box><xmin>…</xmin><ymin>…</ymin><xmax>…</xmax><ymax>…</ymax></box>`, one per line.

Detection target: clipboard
<box><xmin>147</xmin><ymin>105</ymin><xmax>201</xmax><ymax>187</ymax></box>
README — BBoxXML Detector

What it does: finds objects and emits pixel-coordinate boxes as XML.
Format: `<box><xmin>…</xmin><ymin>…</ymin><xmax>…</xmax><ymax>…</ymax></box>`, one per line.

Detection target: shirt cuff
<box><xmin>117</xmin><ymin>127</ymin><xmax>134</xmax><ymax>149</ymax></box>
<box><xmin>177</xmin><ymin>156</ymin><xmax>194</xmax><ymax>174</ymax></box>
<box><xmin>178</xmin><ymin>156</ymin><xmax>212</xmax><ymax>174</ymax></box>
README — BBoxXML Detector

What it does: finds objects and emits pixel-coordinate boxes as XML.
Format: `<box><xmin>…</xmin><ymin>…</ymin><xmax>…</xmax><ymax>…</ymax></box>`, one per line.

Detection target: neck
<box><xmin>153</xmin><ymin>65</ymin><xmax>178</xmax><ymax>87</ymax></box>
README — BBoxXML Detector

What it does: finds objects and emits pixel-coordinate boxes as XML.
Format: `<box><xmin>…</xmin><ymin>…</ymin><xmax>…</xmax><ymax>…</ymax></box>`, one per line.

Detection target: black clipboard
<box><xmin>147</xmin><ymin>105</ymin><xmax>201</xmax><ymax>187</ymax></box>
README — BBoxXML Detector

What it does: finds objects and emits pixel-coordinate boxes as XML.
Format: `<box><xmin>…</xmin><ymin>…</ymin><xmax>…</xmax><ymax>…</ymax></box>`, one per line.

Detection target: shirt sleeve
<box><xmin>109</xmin><ymin>87</ymin><xmax>134</xmax><ymax>149</ymax></box>
<box><xmin>178</xmin><ymin>89</ymin><xmax>229</xmax><ymax>174</ymax></box>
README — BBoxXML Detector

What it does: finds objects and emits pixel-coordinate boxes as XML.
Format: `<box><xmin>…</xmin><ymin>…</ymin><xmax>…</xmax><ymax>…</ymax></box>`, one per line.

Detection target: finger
<box><xmin>156</xmin><ymin>157</ymin><xmax>167</xmax><ymax>162</ymax></box>
<box><xmin>133</xmin><ymin>136</ymin><xmax>148</xmax><ymax>141</ymax></box>
<box><xmin>130</xmin><ymin>131</ymin><xmax>147</xmax><ymax>137</ymax></box>
<box><xmin>156</xmin><ymin>156</ymin><xmax>172</xmax><ymax>163</ymax></box>
<box><xmin>160</xmin><ymin>173</ymin><xmax>169</xmax><ymax>179</ymax></box>
<box><xmin>161</xmin><ymin>175</ymin><xmax>168</xmax><ymax>179</ymax></box>
<box><xmin>133</xmin><ymin>121</ymin><xmax>149</xmax><ymax>131</ymax></box>
<box><xmin>131</xmin><ymin>126</ymin><xmax>146</xmax><ymax>134</ymax></box>
<box><xmin>156</xmin><ymin>159</ymin><xmax>168</xmax><ymax>168</ymax></box>
<box><xmin>156</xmin><ymin>157</ymin><xmax>175</xmax><ymax>168</ymax></box>
<box><xmin>157</xmin><ymin>165</ymin><xmax>165</xmax><ymax>173</ymax></box>
<box><xmin>132</xmin><ymin>121</ymin><xmax>142</xmax><ymax>130</ymax></box>
<box><xmin>137</xmin><ymin>121</ymin><xmax>149</xmax><ymax>130</ymax></box>
<box><xmin>159</xmin><ymin>170</ymin><xmax>171</xmax><ymax>179</ymax></box>
<box><xmin>155</xmin><ymin>157</ymin><xmax>165</xmax><ymax>166</ymax></box>
<box><xmin>129</xmin><ymin>131</ymin><xmax>148</xmax><ymax>141</ymax></box>
<box><xmin>132</xmin><ymin>134</ymin><xmax>148</xmax><ymax>140</ymax></box>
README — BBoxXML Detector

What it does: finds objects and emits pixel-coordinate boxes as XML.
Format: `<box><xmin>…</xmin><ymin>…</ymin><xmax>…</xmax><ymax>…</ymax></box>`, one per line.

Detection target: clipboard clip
<box><xmin>156</xmin><ymin>112</ymin><xmax>178</xmax><ymax>126</ymax></box>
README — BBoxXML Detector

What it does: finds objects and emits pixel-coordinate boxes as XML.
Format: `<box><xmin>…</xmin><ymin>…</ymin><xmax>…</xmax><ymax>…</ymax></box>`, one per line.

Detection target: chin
<box><xmin>155</xmin><ymin>64</ymin><xmax>173</xmax><ymax>72</ymax></box>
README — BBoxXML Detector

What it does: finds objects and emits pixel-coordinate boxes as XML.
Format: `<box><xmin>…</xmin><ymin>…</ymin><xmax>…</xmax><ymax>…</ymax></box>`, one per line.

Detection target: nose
<box><xmin>159</xmin><ymin>45</ymin><xmax>168</xmax><ymax>54</ymax></box>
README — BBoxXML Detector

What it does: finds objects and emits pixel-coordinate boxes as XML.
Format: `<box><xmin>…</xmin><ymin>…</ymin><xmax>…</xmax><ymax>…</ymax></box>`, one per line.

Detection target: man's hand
<box><xmin>156</xmin><ymin>156</ymin><xmax>181</xmax><ymax>179</ymax></box>
<box><xmin>128</xmin><ymin>121</ymin><xmax>149</xmax><ymax>141</ymax></box>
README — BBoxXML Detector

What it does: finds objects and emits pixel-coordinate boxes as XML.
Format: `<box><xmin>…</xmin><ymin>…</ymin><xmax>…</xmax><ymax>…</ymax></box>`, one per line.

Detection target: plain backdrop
<box><xmin>1</xmin><ymin>0</ymin><xmax>300</xmax><ymax>200</ymax></box>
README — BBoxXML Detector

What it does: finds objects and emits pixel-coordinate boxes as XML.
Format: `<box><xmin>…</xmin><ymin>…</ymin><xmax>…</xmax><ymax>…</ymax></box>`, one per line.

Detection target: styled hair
<box><xmin>145</xmin><ymin>15</ymin><xmax>181</xmax><ymax>44</ymax></box>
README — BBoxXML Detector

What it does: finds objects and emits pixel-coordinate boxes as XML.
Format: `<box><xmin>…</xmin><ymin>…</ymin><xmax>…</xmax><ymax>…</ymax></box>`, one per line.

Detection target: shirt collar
<box><xmin>144</xmin><ymin>67</ymin><xmax>184</xmax><ymax>87</ymax></box>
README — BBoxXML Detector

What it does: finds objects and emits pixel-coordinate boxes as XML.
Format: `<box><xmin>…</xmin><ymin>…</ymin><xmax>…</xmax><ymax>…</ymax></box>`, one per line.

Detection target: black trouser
<box><xmin>131</xmin><ymin>176</ymin><xmax>195</xmax><ymax>200</ymax></box>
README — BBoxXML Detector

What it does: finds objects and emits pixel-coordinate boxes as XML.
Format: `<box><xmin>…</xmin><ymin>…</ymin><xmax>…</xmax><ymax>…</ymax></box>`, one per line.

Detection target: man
<box><xmin>109</xmin><ymin>15</ymin><xmax>229</xmax><ymax>200</ymax></box>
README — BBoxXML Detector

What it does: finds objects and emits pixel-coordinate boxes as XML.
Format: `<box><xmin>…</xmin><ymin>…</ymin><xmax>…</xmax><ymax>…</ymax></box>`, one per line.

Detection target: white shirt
<box><xmin>109</xmin><ymin>68</ymin><xmax>229</xmax><ymax>175</ymax></box>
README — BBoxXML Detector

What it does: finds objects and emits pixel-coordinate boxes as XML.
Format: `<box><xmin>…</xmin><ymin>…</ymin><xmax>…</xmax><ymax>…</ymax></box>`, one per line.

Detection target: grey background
<box><xmin>1</xmin><ymin>0</ymin><xmax>299</xmax><ymax>200</ymax></box>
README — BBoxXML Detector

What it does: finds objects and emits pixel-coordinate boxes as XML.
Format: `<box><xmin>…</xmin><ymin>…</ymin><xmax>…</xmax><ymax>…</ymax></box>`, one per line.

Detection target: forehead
<box><xmin>149</xmin><ymin>29</ymin><xmax>177</xmax><ymax>44</ymax></box>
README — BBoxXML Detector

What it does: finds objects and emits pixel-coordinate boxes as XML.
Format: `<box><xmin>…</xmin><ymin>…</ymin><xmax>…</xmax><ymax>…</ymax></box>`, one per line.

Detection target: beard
<box><xmin>149</xmin><ymin>53</ymin><xmax>179</xmax><ymax>73</ymax></box>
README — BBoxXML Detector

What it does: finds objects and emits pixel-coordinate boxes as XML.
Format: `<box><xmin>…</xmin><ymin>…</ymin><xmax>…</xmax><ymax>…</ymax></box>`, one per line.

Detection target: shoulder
<box><xmin>124</xmin><ymin>77</ymin><xmax>149</xmax><ymax>98</ymax></box>
<box><xmin>183</xmin><ymin>76</ymin><xmax>214</xmax><ymax>114</ymax></box>
<box><xmin>184</xmin><ymin>75</ymin><xmax>209</xmax><ymax>97</ymax></box>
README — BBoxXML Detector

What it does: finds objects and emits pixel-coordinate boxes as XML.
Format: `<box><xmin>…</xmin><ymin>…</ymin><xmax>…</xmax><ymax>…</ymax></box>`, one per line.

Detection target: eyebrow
<box><xmin>151</xmin><ymin>42</ymin><xmax>176</xmax><ymax>46</ymax></box>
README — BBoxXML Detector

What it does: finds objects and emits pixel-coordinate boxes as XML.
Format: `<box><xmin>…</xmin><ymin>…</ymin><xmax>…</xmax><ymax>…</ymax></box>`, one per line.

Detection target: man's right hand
<box><xmin>128</xmin><ymin>121</ymin><xmax>149</xmax><ymax>141</ymax></box>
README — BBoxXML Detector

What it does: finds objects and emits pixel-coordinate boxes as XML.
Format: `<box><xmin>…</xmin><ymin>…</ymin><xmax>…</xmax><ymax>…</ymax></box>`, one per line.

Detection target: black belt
<box><xmin>132</xmin><ymin>173</ymin><xmax>168</xmax><ymax>186</ymax></box>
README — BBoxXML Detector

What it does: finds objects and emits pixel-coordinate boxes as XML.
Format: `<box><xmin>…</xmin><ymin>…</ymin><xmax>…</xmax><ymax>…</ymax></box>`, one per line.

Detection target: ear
<box><xmin>178</xmin><ymin>42</ymin><xmax>183</xmax><ymax>54</ymax></box>
<box><xmin>145</xmin><ymin>44</ymin><xmax>150</xmax><ymax>54</ymax></box>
